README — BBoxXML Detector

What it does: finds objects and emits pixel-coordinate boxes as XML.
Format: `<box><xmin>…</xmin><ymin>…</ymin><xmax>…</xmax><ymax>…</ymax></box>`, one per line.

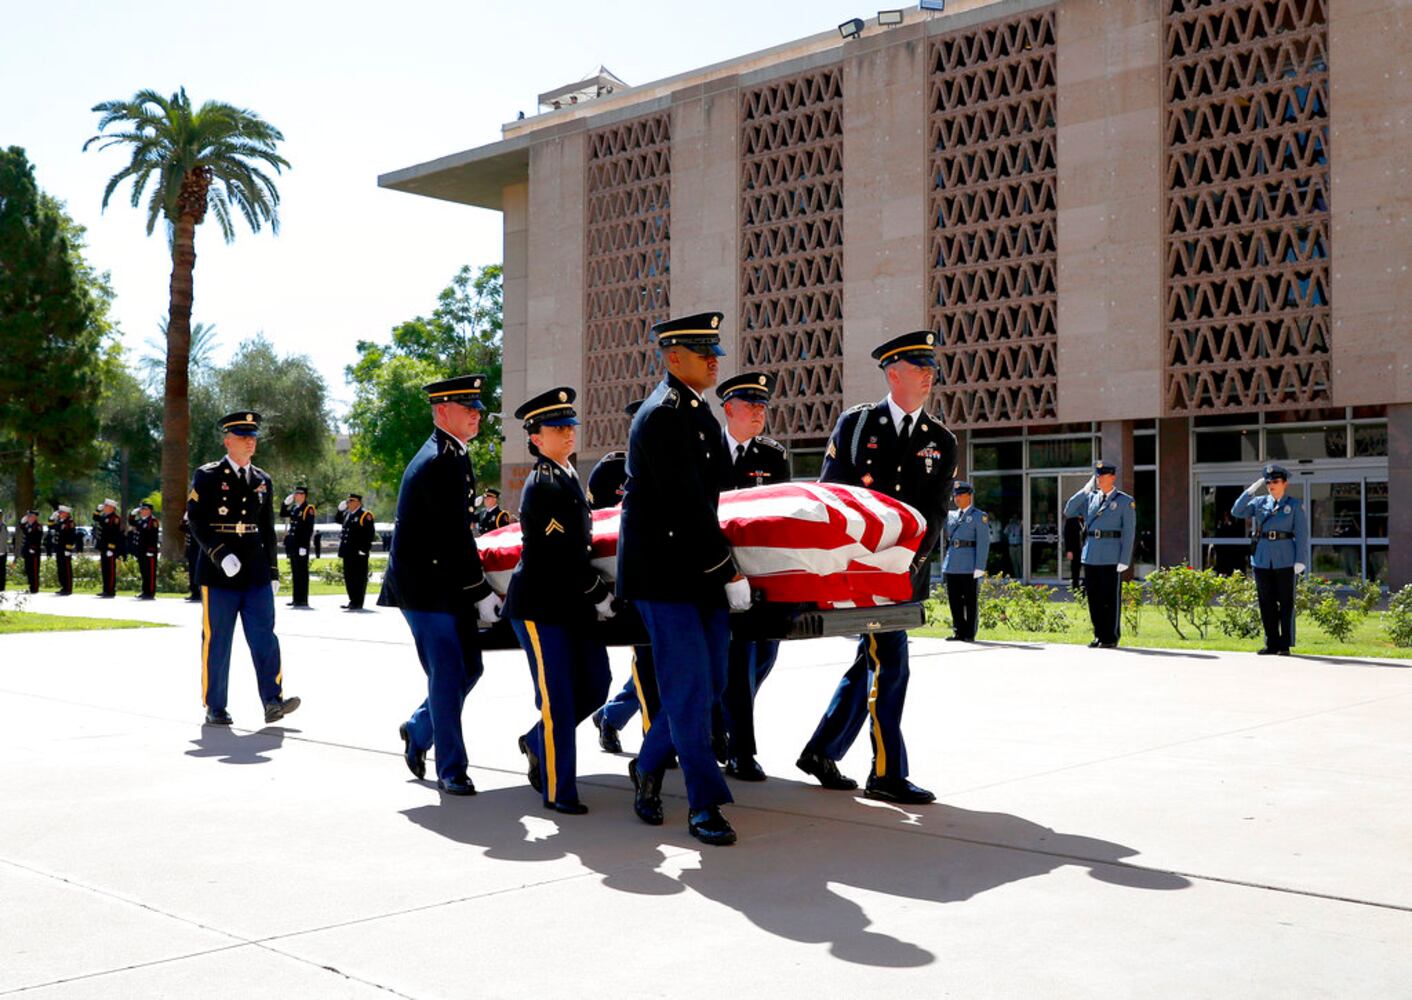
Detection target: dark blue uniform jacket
<box><xmin>185</xmin><ymin>457</ymin><xmax>280</xmax><ymax>589</ymax></box>
<box><xmin>505</xmin><ymin>459</ymin><xmax>611</xmax><ymax>624</ymax></box>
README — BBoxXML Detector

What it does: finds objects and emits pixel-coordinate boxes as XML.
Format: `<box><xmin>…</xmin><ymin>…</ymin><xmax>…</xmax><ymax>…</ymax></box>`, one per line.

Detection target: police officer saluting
<box><xmin>53</xmin><ymin>507</ymin><xmax>77</xmax><ymax>596</ymax></box>
<box><xmin>619</xmin><ymin>311</ymin><xmax>749</xmax><ymax>846</ymax></box>
<box><xmin>339</xmin><ymin>493</ymin><xmax>376</xmax><ymax>611</ymax></box>
<box><xmin>185</xmin><ymin>411</ymin><xmax>299</xmax><ymax>726</ymax></box>
<box><xmin>1063</xmin><ymin>461</ymin><xmax>1136</xmax><ymax>648</ymax></box>
<box><xmin>942</xmin><ymin>482</ymin><xmax>990</xmax><ymax>642</ymax></box>
<box><xmin>799</xmin><ymin>330</ymin><xmax>955</xmax><ymax>805</ymax></box>
<box><xmin>19</xmin><ymin>510</ymin><xmax>43</xmax><ymax>593</ymax></box>
<box><xmin>476</xmin><ymin>488</ymin><xmax>513</xmax><ymax>534</ymax></box>
<box><xmin>133</xmin><ymin>501</ymin><xmax>160</xmax><ymax>600</ymax></box>
<box><xmin>379</xmin><ymin>374</ymin><xmax>502</xmax><ymax>796</ymax></box>
<box><xmin>1233</xmin><ymin>464</ymin><xmax>1308</xmax><ymax>655</ymax></box>
<box><xmin>96</xmin><ymin>499</ymin><xmax>124</xmax><ymax>598</ymax></box>
<box><xmin>0</xmin><ymin>508</ymin><xmax>8</xmax><ymax>592</ymax></box>
<box><xmin>282</xmin><ymin>485</ymin><xmax>316</xmax><ymax>608</ymax></box>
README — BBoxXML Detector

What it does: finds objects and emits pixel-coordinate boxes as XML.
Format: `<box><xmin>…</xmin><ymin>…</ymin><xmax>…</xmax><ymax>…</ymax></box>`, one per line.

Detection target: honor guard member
<box><xmin>0</xmin><ymin>508</ymin><xmax>7</xmax><ymax>592</ymax></box>
<box><xmin>19</xmin><ymin>510</ymin><xmax>43</xmax><ymax>593</ymax></box>
<box><xmin>799</xmin><ymin>330</ymin><xmax>956</xmax><ymax>805</ymax></box>
<box><xmin>379</xmin><ymin>374</ymin><xmax>503</xmax><ymax>795</ymax></box>
<box><xmin>134</xmin><ymin>502</ymin><xmax>160</xmax><ymax>600</ymax></box>
<box><xmin>53</xmin><ymin>507</ymin><xmax>77</xmax><ymax>595</ymax></box>
<box><xmin>475</xmin><ymin>488</ymin><xmax>513</xmax><ymax>534</ymax></box>
<box><xmin>506</xmin><ymin>387</ymin><xmax>616</xmax><ymax>814</ymax></box>
<box><xmin>942</xmin><ymin>482</ymin><xmax>990</xmax><ymax>642</ymax></box>
<box><xmin>1232</xmin><ymin>464</ymin><xmax>1309</xmax><ymax>655</ymax></box>
<box><xmin>186</xmin><ymin>411</ymin><xmax>300</xmax><ymax>726</ymax></box>
<box><xmin>338</xmin><ymin>493</ymin><xmax>376</xmax><ymax>611</ymax></box>
<box><xmin>283</xmin><ymin>485</ymin><xmax>316</xmax><ymax>608</ymax></box>
<box><xmin>714</xmin><ymin>371</ymin><xmax>790</xmax><ymax>781</ymax></box>
<box><xmin>618</xmin><ymin>311</ymin><xmax>749</xmax><ymax>847</ymax></box>
<box><xmin>96</xmin><ymin>499</ymin><xmax>123</xmax><ymax>597</ymax></box>
<box><xmin>180</xmin><ymin>511</ymin><xmax>200</xmax><ymax>601</ymax></box>
<box><xmin>1063</xmin><ymin>462</ymin><xmax>1136</xmax><ymax>649</ymax></box>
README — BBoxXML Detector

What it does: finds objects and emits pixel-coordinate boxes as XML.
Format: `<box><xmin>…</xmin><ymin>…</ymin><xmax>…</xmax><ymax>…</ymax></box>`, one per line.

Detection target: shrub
<box><xmin>1386</xmin><ymin>585</ymin><xmax>1412</xmax><ymax>648</ymax></box>
<box><xmin>1146</xmin><ymin>565</ymin><xmax>1222</xmax><ymax>639</ymax></box>
<box><xmin>1308</xmin><ymin>596</ymin><xmax>1359</xmax><ymax>643</ymax></box>
<box><xmin>1295</xmin><ymin>574</ymin><xmax>1336</xmax><ymax>617</ymax></box>
<box><xmin>975</xmin><ymin>575</ymin><xmax>1068</xmax><ymax>633</ymax></box>
<box><xmin>1215</xmin><ymin>571</ymin><xmax>1262</xmax><ymax>639</ymax></box>
<box><xmin>924</xmin><ymin>584</ymin><xmax>952</xmax><ymax>631</ymax></box>
<box><xmin>1121</xmin><ymin>580</ymin><xmax>1144</xmax><ymax>636</ymax></box>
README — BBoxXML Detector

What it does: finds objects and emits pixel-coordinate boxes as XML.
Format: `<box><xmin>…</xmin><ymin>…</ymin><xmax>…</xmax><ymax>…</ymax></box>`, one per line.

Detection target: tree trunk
<box><xmin>18</xmin><ymin>439</ymin><xmax>36</xmax><ymax>512</ymax></box>
<box><xmin>159</xmin><ymin>215</ymin><xmax>198</xmax><ymax>561</ymax></box>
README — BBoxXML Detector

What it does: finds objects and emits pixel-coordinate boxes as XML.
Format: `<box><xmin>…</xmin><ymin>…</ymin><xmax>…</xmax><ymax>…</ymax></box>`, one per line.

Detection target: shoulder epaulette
<box><xmin>662</xmin><ymin>388</ymin><xmax>681</xmax><ymax>409</ymax></box>
<box><xmin>199</xmin><ymin>460</ymin><xmax>222</xmax><ymax>471</ymax></box>
<box><xmin>533</xmin><ymin>460</ymin><xmax>556</xmax><ymax>483</ymax></box>
<box><xmin>846</xmin><ymin>402</ymin><xmax>871</xmax><ymax>415</ymax></box>
<box><xmin>757</xmin><ymin>436</ymin><xmax>787</xmax><ymax>454</ymax></box>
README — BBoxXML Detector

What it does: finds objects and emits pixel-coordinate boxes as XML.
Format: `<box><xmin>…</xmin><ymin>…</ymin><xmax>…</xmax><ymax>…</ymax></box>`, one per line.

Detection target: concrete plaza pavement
<box><xmin>1</xmin><ymin>590</ymin><xmax>1409</xmax><ymax>998</ymax></box>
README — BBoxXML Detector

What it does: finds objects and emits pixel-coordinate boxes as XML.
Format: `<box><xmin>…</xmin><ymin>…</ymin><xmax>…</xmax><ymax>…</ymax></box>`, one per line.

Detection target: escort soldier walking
<box><xmin>1232</xmin><ymin>464</ymin><xmax>1309</xmax><ymax>655</ymax></box>
<box><xmin>96</xmin><ymin>499</ymin><xmax>124</xmax><ymax>597</ymax></box>
<box><xmin>799</xmin><ymin>330</ymin><xmax>956</xmax><ymax>805</ymax></box>
<box><xmin>133</xmin><ymin>502</ymin><xmax>160</xmax><ymax>600</ymax></box>
<box><xmin>185</xmin><ymin>411</ymin><xmax>300</xmax><ymax>726</ymax></box>
<box><xmin>53</xmin><ymin>507</ymin><xmax>77</xmax><ymax>596</ymax></box>
<box><xmin>941</xmin><ymin>482</ymin><xmax>990</xmax><ymax>642</ymax></box>
<box><xmin>378</xmin><ymin>374</ymin><xmax>502</xmax><ymax>796</ymax></box>
<box><xmin>1063</xmin><ymin>462</ymin><xmax>1136</xmax><ymax>649</ymax></box>
<box><xmin>618</xmin><ymin>312</ymin><xmax>749</xmax><ymax>846</ymax></box>
<box><xmin>475</xmin><ymin>488</ymin><xmax>513</xmax><ymax>534</ymax></box>
<box><xmin>19</xmin><ymin>510</ymin><xmax>43</xmax><ymax>593</ymax></box>
<box><xmin>283</xmin><ymin>485</ymin><xmax>316</xmax><ymax>608</ymax></box>
<box><xmin>506</xmin><ymin>387</ymin><xmax>616</xmax><ymax>814</ymax></box>
<box><xmin>338</xmin><ymin>493</ymin><xmax>376</xmax><ymax>611</ymax></box>
<box><xmin>714</xmin><ymin>371</ymin><xmax>789</xmax><ymax>781</ymax></box>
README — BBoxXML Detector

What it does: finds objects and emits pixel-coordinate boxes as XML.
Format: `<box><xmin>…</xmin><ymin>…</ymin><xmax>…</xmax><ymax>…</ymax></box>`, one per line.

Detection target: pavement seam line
<box><xmin>0</xmin><ymin>943</ymin><xmax>253</xmax><ymax>997</ymax></box>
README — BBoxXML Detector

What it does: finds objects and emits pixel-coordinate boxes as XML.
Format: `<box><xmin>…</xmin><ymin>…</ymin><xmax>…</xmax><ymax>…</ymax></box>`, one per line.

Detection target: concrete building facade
<box><xmin>381</xmin><ymin>0</ymin><xmax>1412</xmax><ymax>587</ymax></box>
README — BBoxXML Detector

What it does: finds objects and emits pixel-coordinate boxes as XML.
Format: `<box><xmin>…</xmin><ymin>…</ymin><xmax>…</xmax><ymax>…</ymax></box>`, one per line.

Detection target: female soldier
<box><xmin>1232</xmin><ymin>464</ymin><xmax>1308</xmax><ymax>655</ymax></box>
<box><xmin>506</xmin><ymin>387</ymin><xmax>616</xmax><ymax>814</ymax></box>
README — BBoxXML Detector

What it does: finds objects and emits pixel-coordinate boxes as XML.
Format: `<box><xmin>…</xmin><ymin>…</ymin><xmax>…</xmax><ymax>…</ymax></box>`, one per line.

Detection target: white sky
<box><xmin>2</xmin><ymin>0</ymin><xmax>880</xmax><ymax>417</ymax></box>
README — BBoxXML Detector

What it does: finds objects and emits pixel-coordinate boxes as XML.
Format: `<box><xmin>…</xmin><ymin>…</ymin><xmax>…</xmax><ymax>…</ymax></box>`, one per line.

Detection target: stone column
<box><xmin>501</xmin><ymin>180</ymin><xmax>530</xmax><ymax>494</ymax></box>
<box><xmin>1099</xmin><ymin>420</ymin><xmax>1135</xmax><ymax>496</ymax></box>
<box><xmin>1157</xmin><ymin>416</ymin><xmax>1190</xmax><ymax>569</ymax></box>
<box><xmin>1388</xmin><ymin>404</ymin><xmax>1412</xmax><ymax>590</ymax></box>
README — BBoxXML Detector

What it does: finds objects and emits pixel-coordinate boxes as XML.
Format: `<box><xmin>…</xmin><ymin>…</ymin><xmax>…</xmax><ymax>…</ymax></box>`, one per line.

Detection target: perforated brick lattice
<box><xmin>740</xmin><ymin>68</ymin><xmax>845</xmax><ymax>446</ymax></box>
<box><xmin>584</xmin><ymin>113</ymin><xmax>671</xmax><ymax>451</ymax></box>
<box><xmin>926</xmin><ymin>11</ymin><xmax>1059</xmax><ymax>429</ymax></box>
<box><xmin>1162</xmin><ymin>0</ymin><xmax>1331</xmax><ymax>414</ymax></box>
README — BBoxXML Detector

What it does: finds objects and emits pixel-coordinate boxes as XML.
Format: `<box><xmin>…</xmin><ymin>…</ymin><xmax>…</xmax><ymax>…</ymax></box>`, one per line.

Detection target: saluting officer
<box><xmin>618</xmin><ymin>311</ymin><xmax>750</xmax><ymax>847</ymax></box>
<box><xmin>338</xmin><ymin>493</ymin><xmax>376</xmax><ymax>611</ymax></box>
<box><xmin>714</xmin><ymin>371</ymin><xmax>790</xmax><ymax>782</ymax></box>
<box><xmin>378</xmin><ymin>374</ymin><xmax>503</xmax><ymax>796</ymax></box>
<box><xmin>53</xmin><ymin>507</ymin><xmax>77</xmax><ymax>596</ymax></box>
<box><xmin>185</xmin><ymin>411</ymin><xmax>299</xmax><ymax>726</ymax></box>
<box><xmin>283</xmin><ymin>485</ymin><xmax>316</xmax><ymax>608</ymax></box>
<box><xmin>475</xmin><ymin>488</ymin><xmax>513</xmax><ymax>534</ymax></box>
<box><xmin>942</xmin><ymin>482</ymin><xmax>990</xmax><ymax>642</ymax></box>
<box><xmin>19</xmin><ymin>510</ymin><xmax>43</xmax><ymax>593</ymax></box>
<box><xmin>506</xmin><ymin>387</ymin><xmax>616</xmax><ymax>814</ymax></box>
<box><xmin>96</xmin><ymin>499</ymin><xmax>124</xmax><ymax>597</ymax></box>
<box><xmin>1232</xmin><ymin>464</ymin><xmax>1308</xmax><ymax>655</ymax></box>
<box><xmin>1063</xmin><ymin>461</ymin><xmax>1136</xmax><ymax>648</ymax></box>
<box><xmin>134</xmin><ymin>502</ymin><xmax>160</xmax><ymax>600</ymax></box>
<box><xmin>0</xmin><ymin>508</ymin><xmax>8</xmax><ymax>592</ymax></box>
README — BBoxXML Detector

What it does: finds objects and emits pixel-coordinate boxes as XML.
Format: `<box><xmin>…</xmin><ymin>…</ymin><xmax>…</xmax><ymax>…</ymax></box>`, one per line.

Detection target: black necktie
<box><xmin>239</xmin><ymin>467</ymin><xmax>248</xmax><ymax>486</ymax></box>
<box><xmin>899</xmin><ymin>414</ymin><xmax>913</xmax><ymax>446</ymax></box>
<box><xmin>735</xmin><ymin>443</ymin><xmax>745</xmax><ymax>464</ymax></box>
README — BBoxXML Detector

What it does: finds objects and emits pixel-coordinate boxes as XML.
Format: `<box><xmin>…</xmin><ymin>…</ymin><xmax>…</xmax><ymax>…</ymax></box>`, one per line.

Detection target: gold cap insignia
<box><xmin>245</xmin><ymin>413</ymin><xmax>253</xmax><ymax>422</ymax></box>
<box><xmin>925</xmin><ymin>334</ymin><xmax>935</xmax><ymax>346</ymax></box>
<box><xmin>758</xmin><ymin>375</ymin><xmax>767</xmax><ymax>385</ymax></box>
<box><xmin>558</xmin><ymin>391</ymin><xmax>567</xmax><ymax>402</ymax></box>
<box><xmin>710</xmin><ymin>316</ymin><xmax>720</xmax><ymax>329</ymax></box>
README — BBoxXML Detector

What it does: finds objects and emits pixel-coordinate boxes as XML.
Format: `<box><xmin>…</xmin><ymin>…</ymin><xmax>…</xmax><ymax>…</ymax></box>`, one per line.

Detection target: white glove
<box><xmin>299</xmin><ymin>548</ymin><xmax>307</xmax><ymax>556</ymax></box>
<box><xmin>475</xmin><ymin>592</ymin><xmax>503</xmax><ymax>626</ymax></box>
<box><xmin>1083</xmin><ymin>475</ymin><xmax>1097</xmax><ymax>493</ymax></box>
<box><xmin>725</xmin><ymin>577</ymin><xmax>752</xmax><ymax>611</ymax></box>
<box><xmin>1294</xmin><ymin>562</ymin><xmax>1306</xmax><ymax>575</ymax></box>
<box><xmin>594</xmin><ymin>595</ymin><xmax>616</xmax><ymax>620</ymax></box>
<box><xmin>338</xmin><ymin>500</ymin><xmax>348</xmax><ymax>512</ymax></box>
<box><xmin>220</xmin><ymin>554</ymin><xmax>242</xmax><ymax>577</ymax></box>
<box><xmin>1117</xmin><ymin>563</ymin><xmax>1129</xmax><ymax>573</ymax></box>
<box><xmin>284</xmin><ymin>493</ymin><xmax>295</xmax><ymax>506</ymax></box>
<box><xmin>1248</xmin><ymin>477</ymin><xmax>1265</xmax><ymax>494</ymax></box>
<box><xmin>972</xmin><ymin>569</ymin><xmax>985</xmax><ymax>579</ymax></box>
<box><xmin>271</xmin><ymin>580</ymin><xmax>280</xmax><ymax>595</ymax></box>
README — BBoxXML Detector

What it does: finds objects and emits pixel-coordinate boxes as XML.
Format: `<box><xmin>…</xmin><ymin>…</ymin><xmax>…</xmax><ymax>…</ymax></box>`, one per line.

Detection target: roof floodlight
<box><xmin>838</xmin><ymin>17</ymin><xmax>865</xmax><ymax>39</ymax></box>
<box><xmin>919</xmin><ymin>0</ymin><xmax>945</xmax><ymax>10</ymax></box>
<box><xmin>878</xmin><ymin>9</ymin><xmax>904</xmax><ymax>26</ymax></box>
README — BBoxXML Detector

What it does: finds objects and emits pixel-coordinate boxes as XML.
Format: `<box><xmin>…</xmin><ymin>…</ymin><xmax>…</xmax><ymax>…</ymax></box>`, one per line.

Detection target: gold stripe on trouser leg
<box><xmin>526</xmin><ymin>621</ymin><xmax>557</xmax><ymax>802</ymax></box>
<box><xmin>867</xmin><ymin>633</ymin><xmax>885</xmax><ymax>778</ymax></box>
<box><xmin>201</xmin><ymin>586</ymin><xmax>211</xmax><ymax>706</ymax></box>
<box><xmin>630</xmin><ymin>650</ymin><xmax>652</xmax><ymax>734</ymax></box>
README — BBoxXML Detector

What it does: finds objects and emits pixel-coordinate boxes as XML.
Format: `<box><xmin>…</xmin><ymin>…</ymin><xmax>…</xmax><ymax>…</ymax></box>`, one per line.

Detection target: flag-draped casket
<box><xmin>478</xmin><ymin>482</ymin><xmax>927</xmax><ymax>609</ymax></box>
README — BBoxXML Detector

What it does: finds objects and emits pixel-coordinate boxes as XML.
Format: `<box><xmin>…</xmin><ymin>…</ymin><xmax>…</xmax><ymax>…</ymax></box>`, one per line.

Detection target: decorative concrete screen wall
<box><xmin>1162</xmin><ymin>0</ymin><xmax>1332</xmax><ymax>413</ymax></box>
<box><xmin>739</xmin><ymin>67</ymin><xmax>846</xmax><ymax>446</ymax></box>
<box><xmin>583</xmin><ymin>112</ymin><xmax>672</xmax><ymax>451</ymax></box>
<box><xmin>926</xmin><ymin>9</ymin><xmax>1060</xmax><ymax>429</ymax></box>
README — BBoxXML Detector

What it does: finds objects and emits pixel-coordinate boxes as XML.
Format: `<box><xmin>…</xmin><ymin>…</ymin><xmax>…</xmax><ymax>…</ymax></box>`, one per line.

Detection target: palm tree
<box><xmin>140</xmin><ymin>319</ymin><xmax>219</xmax><ymax>391</ymax></box>
<box><xmin>84</xmin><ymin>88</ymin><xmax>288</xmax><ymax>559</ymax></box>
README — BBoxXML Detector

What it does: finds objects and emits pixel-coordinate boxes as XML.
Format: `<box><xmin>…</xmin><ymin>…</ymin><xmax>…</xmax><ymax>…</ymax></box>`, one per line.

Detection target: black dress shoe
<box><xmin>664</xmin><ymin>753</ymin><xmax>679</xmax><ymax>770</ymax></box>
<box><xmin>205</xmin><ymin>708</ymin><xmax>233</xmax><ymax>726</ymax></box>
<box><xmin>437</xmin><ymin>774</ymin><xmax>476</xmax><ymax>796</ymax></box>
<box><xmin>725</xmin><ymin>756</ymin><xmax>767</xmax><ymax>781</ymax></box>
<box><xmin>264</xmin><ymin>696</ymin><xmax>301</xmax><ymax>724</ymax></box>
<box><xmin>629</xmin><ymin>758</ymin><xmax>664</xmax><ymax>826</ymax></box>
<box><xmin>1257</xmin><ymin>647</ymin><xmax>1277</xmax><ymax>655</ymax></box>
<box><xmin>1100</xmin><ymin>642</ymin><xmax>1118</xmax><ymax>649</ymax></box>
<box><xmin>796</xmin><ymin>752</ymin><xmax>858</xmax><ymax>791</ymax></box>
<box><xmin>518</xmin><ymin>735</ymin><xmax>543</xmax><ymax>793</ymax></box>
<box><xmin>1088</xmin><ymin>638</ymin><xmax>1102</xmax><ymax>648</ymax></box>
<box><xmin>548</xmin><ymin>800</ymin><xmax>589</xmax><ymax>815</ymax></box>
<box><xmin>945</xmin><ymin>635</ymin><xmax>964</xmax><ymax>642</ymax></box>
<box><xmin>399</xmin><ymin>722</ymin><xmax>426</xmax><ymax>779</ymax></box>
<box><xmin>1276</xmin><ymin>648</ymin><xmax>1291</xmax><ymax>656</ymax></box>
<box><xmin>185</xmin><ymin>595</ymin><xmax>202</xmax><ymax>603</ymax></box>
<box><xmin>591</xmin><ymin>709</ymin><xmax>622</xmax><ymax>753</ymax></box>
<box><xmin>712</xmin><ymin>731</ymin><xmax>730</xmax><ymax>765</ymax></box>
<box><xmin>688</xmin><ymin>807</ymin><xmax>737</xmax><ymax>846</ymax></box>
<box><xmin>864</xmin><ymin>775</ymin><xmax>937</xmax><ymax>805</ymax></box>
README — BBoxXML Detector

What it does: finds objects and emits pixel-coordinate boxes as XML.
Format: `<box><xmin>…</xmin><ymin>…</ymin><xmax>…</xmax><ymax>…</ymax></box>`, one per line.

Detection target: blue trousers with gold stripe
<box><xmin>201</xmin><ymin>584</ymin><xmax>283</xmax><ymax>713</ymax></box>
<box><xmin>512</xmin><ymin>619</ymin><xmax>612</xmax><ymax>807</ymax></box>
<box><xmin>599</xmin><ymin>644</ymin><xmax>659</xmax><ymax>735</ymax></box>
<box><xmin>402</xmin><ymin>609</ymin><xmax>483</xmax><ymax>784</ymax></box>
<box><xmin>720</xmin><ymin>638</ymin><xmax>780</xmax><ymax>759</ymax></box>
<box><xmin>803</xmin><ymin>629</ymin><xmax>910</xmax><ymax>780</ymax></box>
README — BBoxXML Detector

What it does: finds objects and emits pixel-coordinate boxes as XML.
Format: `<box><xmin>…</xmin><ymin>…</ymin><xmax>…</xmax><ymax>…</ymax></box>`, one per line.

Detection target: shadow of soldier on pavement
<box><xmin>185</xmin><ymin>724</ymin><xmax>299</xmax><ymax>765</ymax></box>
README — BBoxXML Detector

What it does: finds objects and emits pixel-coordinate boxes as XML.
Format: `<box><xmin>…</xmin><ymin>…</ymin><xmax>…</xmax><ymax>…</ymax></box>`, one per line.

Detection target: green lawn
<box><xmin>0</xmin><ymin>612</ymin><xmax>169</xmax><ymax>635</ymax></box>
<box><xmin>917</xmin><ymin>604</ymin><xmax>1412</xmax><ymax>660</ymax></box>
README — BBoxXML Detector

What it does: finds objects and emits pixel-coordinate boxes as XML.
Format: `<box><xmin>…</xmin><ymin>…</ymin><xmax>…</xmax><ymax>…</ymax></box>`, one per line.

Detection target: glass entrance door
<box><xmin>1028</xmin><ymin>473</ymin><xmax>1091</xmax><ymax>581</ymax></box>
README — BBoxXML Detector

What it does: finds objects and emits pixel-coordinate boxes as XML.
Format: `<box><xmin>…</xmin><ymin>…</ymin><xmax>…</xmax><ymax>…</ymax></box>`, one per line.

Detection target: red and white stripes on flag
<box><xmin>478</xmin><ymin>482</ymin><xmax>926</xmax><ymax>609</ymax></box>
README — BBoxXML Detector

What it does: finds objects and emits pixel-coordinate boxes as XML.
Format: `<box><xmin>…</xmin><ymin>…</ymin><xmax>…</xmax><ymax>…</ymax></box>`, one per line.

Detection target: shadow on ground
<box><xmin>185</xmin><ymin>724</ymin><xmax>301</xmax><ymax>764</ymax></box>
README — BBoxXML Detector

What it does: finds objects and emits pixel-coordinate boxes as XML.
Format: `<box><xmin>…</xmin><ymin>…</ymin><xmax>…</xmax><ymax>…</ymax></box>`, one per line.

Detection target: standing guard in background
<box><xmin>0</xmin><ymin>508</ymin><xmax>8</xmax><ymax>592</ymax></box>
<box><xmin>714</xmin><ymin>371</ymin><xmax>789</xmax><ymax>782</ymax></box>
<box><xmin>1063</xmin><ymin>513</ymin><xmax>1084</xmax><ymax>594</ymax></box>
<box><xmin>134</xmin><ymin>501</ymin><xmax>160</xmax><ymax>600</ymax></box>
<box><xmin>1063</xmin><ymin>461</ymin><xmax>1136</xmax><ymax>649</ymax></box>
<box><xmin>1232</xmin><ymin>464</ymin><xmax>1308</xmax><ymax>656</ymax></box>
<box><xmin>53</xmin><ymin>507</ymin><xmax>77</xmax><ymax>596</ymax></box>
<box><xmin>941</xmin><ymin>482</ymin><xmax>990</xmax><ymax>642</ymax></box>
<box><xmin>180</xmin><ymin>511</ymin><xmax>200</xmax><ymax>602</ymax></box>
<box><xmin>283</xmin><ymin>485</ymin><xmax>316</xmax><ymax>609</ymax></box>
<box><xmin>96</xmin><ymin>499</ymin><xmax>124</xmax><ymax>597</ymax></box>
<box><xmin>379</xmin><ymin>374</ymin><xmax>503</xmax><ymax>796</ymax></box>
<box><xmin>799</xmin><ymin>330</ymin><xmax>956</xmax><ymax>805</ymax></box>
<box><xmin>338</xmin><ymin>493</ymin><xmax>376</xmax><ymax>611</ymax></box>
<box><xmin>186</xmin><ymin>411</ymin><xmax>298</xmax><ymax>726</ymax></box>
<box><xmin>475</xmin><ymin>488</ymin><xmax>513</xmax><ymax>534</ymax></box>
<box><xmin>19</xmin><ymin>510</ymin><xmax>43</xmax><ymax>593</ymax></box>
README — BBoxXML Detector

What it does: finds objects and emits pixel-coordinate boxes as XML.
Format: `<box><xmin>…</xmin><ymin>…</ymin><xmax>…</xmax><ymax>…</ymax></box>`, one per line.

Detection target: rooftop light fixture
<box><xmin>838</xmin><ymin>17</ymin><xmax>865</xmax><ymax>39</ymax></box>
<box><xmin>920</xmin><ymin>0</ymin><xmax>945</xmax><ymax>10</ymax></box>
<box><xmin>878</xmin><ymin>9</ymin><xmax>904</xmax><ymax>26</ymax></box>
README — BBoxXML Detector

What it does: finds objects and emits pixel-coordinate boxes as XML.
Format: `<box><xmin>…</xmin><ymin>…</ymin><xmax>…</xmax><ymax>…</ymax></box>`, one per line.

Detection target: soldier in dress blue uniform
<box><xmin>53</xmin><ymin>507</ymin><xmax>77</xmax><ymax>596</ymax></box>
<box><xmin>180</xmin><ymin>511</ymin><xmax>200</xmax><ymax>602</ymax></box>
<box><xmin>339</xmin><ymin>493</ymin><xmax>376</xmax><ymax>611</ymax></box>
<box><xmin>475</xmin><ymin>488</ymin><xmax>513</xmax><ymax>534</ymax></box>
<box><xmin>0</xmin><ymin>508</ymin><xmax>7</xmax><ymax>592</ymax></box>
<box><xmin>505</xmin><ymin>387</ymin><xmax>616</xmax><ymax>814</ymax></box>
<box><xmin>1063</xmin><ymin>461</ymin><xmax>1136</xmax><ymax>648</ymax></box>
<box><xmin>282</xmin><ymin>485</ymin><xmax>316</xmax><ymax>608</ymax></box>
<box><xmin>714</xmin><ymin>371</ymin><xmax>790</xmax><ymax>781</ymax></box>
<box><xmin>185</xmin><ymin>411</ymin><xmax>300</xmax><ymax>726</ymax></box>
<box><xmin>377</xmin><ymin>374</ymin><xmax>502</xmax><ymax>796</ymax></box>
<box><xmin>618</xmin><ymin>311</ymin><xmax>750</xmax><ymax>847</ymax></box>
<box><xmin>1232</xmin><ymin>464</ymin><xmax>1309</xmax><ymax>655</ymax></box>
<box><xmin>134</xmin><ymin>502</ymin><xmax>160</xmax><ymax>600</ymax></box>
<box><xmin>95</xmin><ymin>499</ymin><xmax>124</xmax><ymax>598</ymax></box>
<box><xmin>941</xmin><ymin>482</ymin><xmax>990</xmax><ymax>642</ymax></box>
<box><xmin>19</xmin><ymin>510</ymin><xmax>43</xmax><ymax>594</ymax></box>
<box><xmin>798</xmin><ymin>330</ymin><xmax>956</xmax><ymax>805</ymax></box>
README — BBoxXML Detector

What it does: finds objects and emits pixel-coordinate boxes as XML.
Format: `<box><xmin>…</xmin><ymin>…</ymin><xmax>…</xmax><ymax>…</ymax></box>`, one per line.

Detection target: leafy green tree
<box><xmin>98</xmin><ymin>343</ymin><xmax>162</xmax><ymax>512</ymax></box>
<box><xmin>210</xmin><ymin>334</ymin><xmax>330</xmax><ymax>486</ymax></box>
<box><xmin>85</xmin><ymin>88</ymin><xmax>288</xmax><ymax>557</ymax></box>
<box><xmin>347</xmin><ymin>353</ymin><xmax>447</xmax><ymax>497</ymax></box>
